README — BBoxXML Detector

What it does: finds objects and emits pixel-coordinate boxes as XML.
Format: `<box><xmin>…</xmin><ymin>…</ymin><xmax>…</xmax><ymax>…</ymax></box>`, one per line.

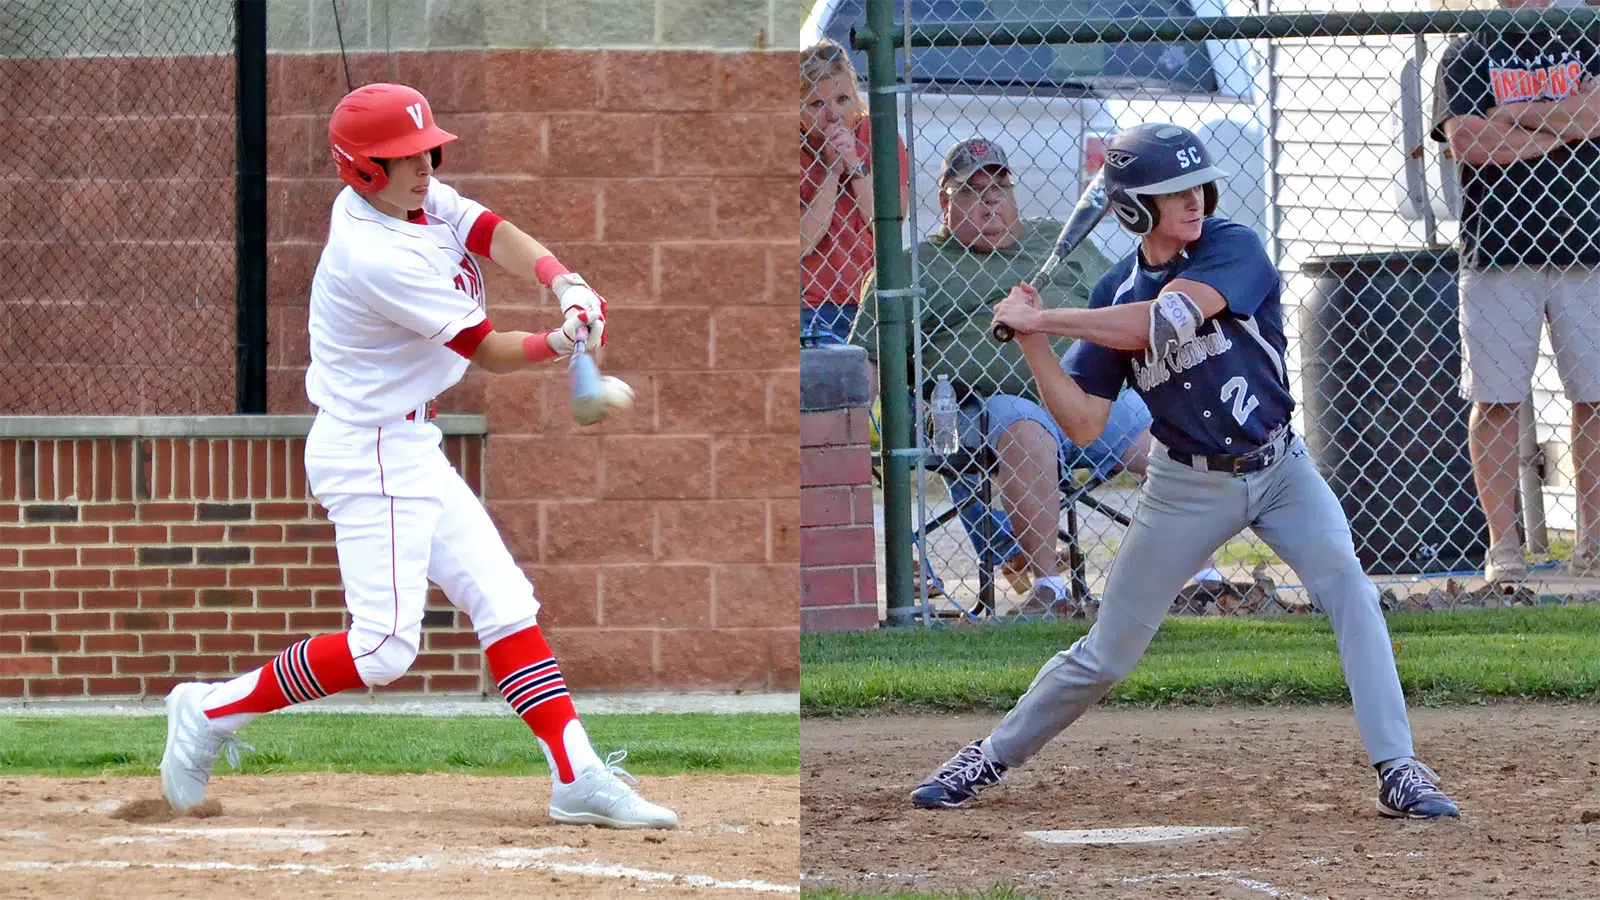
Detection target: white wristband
<box><xmin>552</xmin><ymin>273</ymin><xmax>588</xmax><ymax>304</ymax></box>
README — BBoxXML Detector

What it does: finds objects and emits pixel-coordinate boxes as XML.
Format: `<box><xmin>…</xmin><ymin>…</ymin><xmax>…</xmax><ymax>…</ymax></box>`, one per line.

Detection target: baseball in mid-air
<box><xmin>599</xmin><ymin>376</ymin><xmax>635</xmax><ymax>410</ymax></box>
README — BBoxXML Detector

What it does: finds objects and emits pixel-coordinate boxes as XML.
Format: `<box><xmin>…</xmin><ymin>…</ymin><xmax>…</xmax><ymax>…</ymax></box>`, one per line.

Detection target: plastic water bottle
<box><xmin>930</xmin><ymin>375</ymin><xmax>960</xmax><ymax>456</ymax></box>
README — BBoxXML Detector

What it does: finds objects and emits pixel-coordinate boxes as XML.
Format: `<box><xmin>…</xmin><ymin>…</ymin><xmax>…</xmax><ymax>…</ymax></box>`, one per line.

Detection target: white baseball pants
<box><xmin>304</xmin><ymin>411</ymin><xmax>539</xmax><ymax>686</ymax></box>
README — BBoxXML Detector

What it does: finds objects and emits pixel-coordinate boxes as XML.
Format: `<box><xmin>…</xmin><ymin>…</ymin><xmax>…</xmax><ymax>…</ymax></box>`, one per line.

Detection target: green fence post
<box><xmin>892</xmin><ymin>8</ymin><xmax>1600</xmax><ymax>48</ymax></box>
<box><xmin>862</xmin><ymin>0</ymin><xmax>916</xmax><ymax>626</ymax></box>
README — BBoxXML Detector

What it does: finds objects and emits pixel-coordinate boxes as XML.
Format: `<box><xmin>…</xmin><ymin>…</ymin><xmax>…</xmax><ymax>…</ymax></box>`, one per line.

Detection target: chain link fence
<box><xmin>804</xmin><ymin>0</ymin><xmax>1600</xmax><ymax>623</ymax></box>
<box><xmin>0</xmin><ymin>0</ymin><xmax>242</xmax><ymax>416</ymax></box>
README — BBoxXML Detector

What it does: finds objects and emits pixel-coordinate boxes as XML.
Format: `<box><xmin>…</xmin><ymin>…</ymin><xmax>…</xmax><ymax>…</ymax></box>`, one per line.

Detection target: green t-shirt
<box><xmin>852</xmin><ymin>218</ymin><xmax>1113</xmax><ymax>401</ymax></box>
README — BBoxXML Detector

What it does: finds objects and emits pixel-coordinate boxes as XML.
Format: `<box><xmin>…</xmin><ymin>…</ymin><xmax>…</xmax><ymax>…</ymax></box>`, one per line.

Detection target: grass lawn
<box><xmin>0</xmin><ymin>712</ymin><xmax>798</xmax><ymax>778</ymax></box>
<box><xmin>800</xmin><ymin>883</ymin><xmax>1036</xmax><ymax>890</ymax></box>
<box><xmin>801</xmin><ymin>605</ymin><xmax>1600</xmax><ymax>714</ymax></box>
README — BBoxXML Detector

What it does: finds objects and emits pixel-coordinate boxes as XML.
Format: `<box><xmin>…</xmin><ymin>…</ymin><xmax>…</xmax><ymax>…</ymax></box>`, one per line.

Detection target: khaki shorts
<box><xmin>1458</xmin><ymin>266</ymin><xmax>1600</xmax><ymax>404</ymax></box>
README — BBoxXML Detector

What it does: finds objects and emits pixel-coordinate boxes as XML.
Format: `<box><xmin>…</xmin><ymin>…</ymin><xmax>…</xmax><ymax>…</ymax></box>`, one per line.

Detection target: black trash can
<box><xmin>1299</xmin><ymin>249</ymin><xmax>1488</xmax><ymax>576</ymax></box>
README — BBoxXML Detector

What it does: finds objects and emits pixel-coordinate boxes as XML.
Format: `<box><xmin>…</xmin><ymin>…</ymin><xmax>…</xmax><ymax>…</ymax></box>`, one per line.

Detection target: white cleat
<box><xmin>159</xmin><ymin>682</ymin><xmax>252</xmax><ymax>813</ymax></box>
<box><xmin>549</xmin><ymin>749</ymin><xmax>679</xmax><ymax>830</ymax></box>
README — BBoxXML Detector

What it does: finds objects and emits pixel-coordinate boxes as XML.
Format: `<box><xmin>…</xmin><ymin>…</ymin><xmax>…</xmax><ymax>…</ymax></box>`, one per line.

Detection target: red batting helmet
<box><xmin>328</xmin><ymin>83</ymin><xmax>457</xmax><ymax>194</ymax></box>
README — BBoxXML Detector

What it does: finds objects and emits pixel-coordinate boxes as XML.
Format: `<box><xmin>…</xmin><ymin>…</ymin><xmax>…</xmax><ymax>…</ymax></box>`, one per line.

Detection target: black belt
<box><xmin>1166</xmin><ymin>426</ymin><xmax>1291</xmax><ymax>476</ymax></box>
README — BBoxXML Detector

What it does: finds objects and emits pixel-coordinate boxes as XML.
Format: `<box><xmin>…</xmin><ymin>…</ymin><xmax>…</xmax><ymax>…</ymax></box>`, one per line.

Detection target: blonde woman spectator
<box><xmin>801</xmin><ymin>38</ymin><xmax>909</xmax><ymax>344</ymax></box>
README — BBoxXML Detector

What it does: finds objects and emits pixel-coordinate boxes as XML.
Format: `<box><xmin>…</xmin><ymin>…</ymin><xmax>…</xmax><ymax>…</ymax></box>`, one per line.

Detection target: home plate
<box><xmin>1024</xmin><ymin>826</ymin><xmax>1248</xmax><ymax>846</ymax></box>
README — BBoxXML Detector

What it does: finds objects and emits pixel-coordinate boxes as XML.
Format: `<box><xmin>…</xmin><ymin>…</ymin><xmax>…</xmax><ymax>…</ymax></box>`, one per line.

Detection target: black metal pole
<box><xmin>235</xmin><ymin>0</ymin><xmax>269</xmax><ymax>414</ymax></box>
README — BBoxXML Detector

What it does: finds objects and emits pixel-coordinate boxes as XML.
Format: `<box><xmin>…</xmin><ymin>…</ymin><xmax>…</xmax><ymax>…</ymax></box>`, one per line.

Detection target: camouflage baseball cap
<box><xmin>940</xmin><ymin>137</ymin><xmax>1010</xmax><ymax>187</ymax></box>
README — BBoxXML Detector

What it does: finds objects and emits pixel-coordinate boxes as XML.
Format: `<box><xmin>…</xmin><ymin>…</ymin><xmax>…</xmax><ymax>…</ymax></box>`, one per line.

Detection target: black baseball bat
<box><xmin>992</xmin><ymin>170</ymin><xmax>1110</xmax><ymax>343</ymax></box>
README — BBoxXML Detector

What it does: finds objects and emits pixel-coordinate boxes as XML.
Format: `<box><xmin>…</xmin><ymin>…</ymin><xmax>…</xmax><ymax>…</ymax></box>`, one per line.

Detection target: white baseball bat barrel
<box><xmin>992</xmin><ymin>170</ymin><xmax>1111</xmax><ymax>344</ymax></box>
<box><xmin>568</xmin><ymin>324</ymin><xmax>608</xmax><ymax>426</ymax></box>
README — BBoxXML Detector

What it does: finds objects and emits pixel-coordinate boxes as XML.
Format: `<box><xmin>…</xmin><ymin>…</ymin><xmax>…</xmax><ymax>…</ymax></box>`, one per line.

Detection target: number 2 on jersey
<box><xmin>1220</xmin><ymin>376</ymin><xmax>1258</xmax><ymax>425</ymax></box>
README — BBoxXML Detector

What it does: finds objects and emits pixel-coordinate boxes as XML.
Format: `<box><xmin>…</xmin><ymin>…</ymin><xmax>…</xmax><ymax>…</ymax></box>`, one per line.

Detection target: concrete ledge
<box><xmin>0</xmin><ymin>415</ymin><xmax>489</xmax><ymax>439</ymax></box>
<box><xmin>800</xmin><ymin>345</ymin><xmax>872</xmax><ymax>412</ymax></box>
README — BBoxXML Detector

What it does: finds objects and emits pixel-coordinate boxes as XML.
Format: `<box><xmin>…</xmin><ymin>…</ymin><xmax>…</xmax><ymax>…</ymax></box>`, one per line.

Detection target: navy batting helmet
<box><xmin>1100</xmin><ymin>123</ymin><xmax>1228</xmax><ymax>236</ymax></box>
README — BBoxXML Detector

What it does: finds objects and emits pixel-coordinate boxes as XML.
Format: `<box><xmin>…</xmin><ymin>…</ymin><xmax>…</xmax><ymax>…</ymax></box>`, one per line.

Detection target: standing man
<box><xmin>1432</xmin><ymin>0</ymin><xmax>1600</xmax><ymax>582</ymax></box>
<box><xmin>908</xmin><ymin>124</ymin><xmax>1459</xmax><ymax>820</ymax></box>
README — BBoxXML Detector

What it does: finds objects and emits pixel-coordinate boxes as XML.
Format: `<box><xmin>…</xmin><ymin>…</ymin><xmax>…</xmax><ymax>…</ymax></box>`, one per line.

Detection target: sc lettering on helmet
<box><xmin>1099</xmin><ymin>123</ymin><xmax>1227</xmax><ymax>237</ymax></box>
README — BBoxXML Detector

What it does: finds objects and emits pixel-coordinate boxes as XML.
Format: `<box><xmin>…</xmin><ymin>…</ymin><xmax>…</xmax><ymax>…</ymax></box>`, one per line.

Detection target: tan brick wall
<box><xmin>0</xmin><ymin>0</ymin><xmax>800</xmax><ymax>58</ymax></box>
<box><xmin>267</xmin><ymin>0</ymin><xmax>801</xmax><ymax>51</ymax></box>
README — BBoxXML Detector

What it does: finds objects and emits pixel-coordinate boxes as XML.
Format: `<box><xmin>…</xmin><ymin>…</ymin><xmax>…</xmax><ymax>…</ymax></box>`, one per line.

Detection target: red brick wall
<box><xmin>799</xmin><ymin>408</ymin><xmax>879</xmax><ymax>631</ymax></box>
<box><xmin>0</xmin><ymin>54</ymin><xmax>238</xmax><ymax>414</ymax></box>
<box><xmin>0</xmin><ymin>434</ymin><xmax>487</xmax><ymax>700</ymax></box>
<box><xmin>0</xmin><ymin>47</ymin><xmax>800</xmax><ymax>694</ymax></box>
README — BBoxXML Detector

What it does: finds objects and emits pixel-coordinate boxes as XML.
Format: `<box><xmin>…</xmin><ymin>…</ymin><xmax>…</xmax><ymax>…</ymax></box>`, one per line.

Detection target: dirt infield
<box><xmin>0</xmin><ymin>773</ymin><xmax>797</xmax><ymax>898</ymax></box>
<box><xmin>802</xmin><ymin>705</ymin><xmax>1600</xmax><ymax>899</ymax></box>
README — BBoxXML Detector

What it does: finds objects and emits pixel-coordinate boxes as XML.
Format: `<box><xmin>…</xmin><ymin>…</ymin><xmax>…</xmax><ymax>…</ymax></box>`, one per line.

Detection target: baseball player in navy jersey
<box><xmin>156</xmin><ymin>83</ymin><xmax>675</xmax><ymax>829</ymax></box>
<box><xmin>909</xmin><ymin>124</ymin><xmax>1460</xmax><ymax>820</ymax></box>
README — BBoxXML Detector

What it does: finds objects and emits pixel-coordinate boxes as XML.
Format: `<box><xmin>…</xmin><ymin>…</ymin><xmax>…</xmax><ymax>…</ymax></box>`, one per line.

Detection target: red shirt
<box><xmin>800</xmin><ymin>117</ymin><xmax>909</xmax><ymax>309</ymax></box>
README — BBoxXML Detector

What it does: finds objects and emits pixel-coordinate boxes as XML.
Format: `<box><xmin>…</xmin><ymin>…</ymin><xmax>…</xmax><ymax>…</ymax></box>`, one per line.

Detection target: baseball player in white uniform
<box><xmin>158</xmin><ymin>83</ymin><xmax>675</xmax><ymax>829</ymax></box>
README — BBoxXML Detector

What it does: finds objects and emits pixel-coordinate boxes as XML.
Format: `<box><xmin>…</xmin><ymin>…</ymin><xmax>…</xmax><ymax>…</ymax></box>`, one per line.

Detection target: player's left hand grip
<box><xmin>991</xmin><ymin>322</ymin><xmax>1015</xmax><ymax>343</ymax></box>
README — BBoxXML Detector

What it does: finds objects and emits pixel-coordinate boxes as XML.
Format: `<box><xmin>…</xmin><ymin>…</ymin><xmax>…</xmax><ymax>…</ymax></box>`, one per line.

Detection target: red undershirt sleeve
<box><xmin>445</xmin><ymin>318</ymin><xmax>493</xmax><ymax>358</ymax></box>
<box><xmin>466</xmin><ymin>211</ymin><xmax>503</xmax><ymax>258</ymax></box>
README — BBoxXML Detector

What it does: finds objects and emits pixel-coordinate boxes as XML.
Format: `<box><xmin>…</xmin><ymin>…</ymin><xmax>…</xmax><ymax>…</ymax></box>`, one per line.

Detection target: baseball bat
<box><xmin>992</xmin><ymin>170</ymin><xmax>1111</xmax><ymax>343</ymax></box>
<box><xmin>568</xmin><ymin>325</ymin><xmax>609</xmax><ymax>426</ymax></box>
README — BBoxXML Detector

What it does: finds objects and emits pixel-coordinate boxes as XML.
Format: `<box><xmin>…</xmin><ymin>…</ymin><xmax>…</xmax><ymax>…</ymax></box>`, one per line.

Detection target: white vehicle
<box><xmin>801</xmin><ymin>0</ymin><xmax>1270</xmax><ymax>264</ymax></box>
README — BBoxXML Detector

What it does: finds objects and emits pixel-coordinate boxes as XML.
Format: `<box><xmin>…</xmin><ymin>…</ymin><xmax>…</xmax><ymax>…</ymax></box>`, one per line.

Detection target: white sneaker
<box><xmin>1567</xmin><ymin>541</ymin><xmax>1600</xmax><ymax>579</ymax></box>
<box><xmin>1484</xmin><ymin>541</ymin><xmax>1528</xmax><ymax>585</ymax></box>
<box><xmin>549</xmin><ymin>749</ymin><xmax>678</xmax><ymax>830</ymax></box>
<box><xmin>1013</xmin><ymin>575</ymin><xmax>1069</xmax><ymax>618</ymax></box>
<box><xmin>159</xmin><ymin>682</ymin><xmax>252</xmax><ymax>813</ymax></box>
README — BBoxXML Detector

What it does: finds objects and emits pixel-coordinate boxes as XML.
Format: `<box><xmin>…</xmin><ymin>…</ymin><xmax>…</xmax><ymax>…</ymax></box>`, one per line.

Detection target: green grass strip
<box><xmin>801</xmin><ymin>605</ymin><xmax>1600</xmax><ymax>714</ymax></box>
<box><xmin>0</xmin><ymin>712</ymin><xmax>798</xmax><ymax>778</ymax></box>
<box><xmin>800</xmin><ymin>883</ymin><xmax>1036</xmax><ymax>890</ymax></box>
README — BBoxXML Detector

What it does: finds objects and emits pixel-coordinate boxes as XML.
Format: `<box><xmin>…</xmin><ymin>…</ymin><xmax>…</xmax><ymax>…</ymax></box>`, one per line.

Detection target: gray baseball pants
<box><xmin>984</xmin><ymin>436</ymin><xmax>1416</xmax><ymax>769</ymax></box>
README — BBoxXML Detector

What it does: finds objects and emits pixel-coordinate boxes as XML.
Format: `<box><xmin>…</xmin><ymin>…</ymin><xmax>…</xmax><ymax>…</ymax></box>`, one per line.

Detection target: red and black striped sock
<box><xmin>203</xmin><ymin>632</ymin><xmax>365</xmax><ymax>729</ymax></box>
<box><xmin>484</xmin><ymin>626</ymin><xmax>590</xmax><ymax>783</ymax></box>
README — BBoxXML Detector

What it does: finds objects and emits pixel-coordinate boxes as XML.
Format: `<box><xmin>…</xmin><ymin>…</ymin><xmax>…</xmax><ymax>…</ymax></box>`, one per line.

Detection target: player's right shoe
<box><xmin>910</xmin><ymin>740</ymin><xmax>1008</xmax><ymax>809</ymax></box>
<box><xmin>159</xmin><ymin>682</ymin><xmax>252</xmax><ymax>813</ymax></box>
<box><xmin>549</xmin><ymin>749</ymin><xmax>679</xmax><ymax>829</ymax></box>
<box><xmin>1376</xmin><ymin>759</ymin><xmax>1460</xmax><ymax>820</ymax></box>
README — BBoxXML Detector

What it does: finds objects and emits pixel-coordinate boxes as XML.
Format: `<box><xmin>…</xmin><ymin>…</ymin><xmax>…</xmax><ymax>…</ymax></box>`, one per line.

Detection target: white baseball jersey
<box><xmin>304</xmin><ymin>177</ymin><xmax>502</xmax><ymax>427</ymax></box>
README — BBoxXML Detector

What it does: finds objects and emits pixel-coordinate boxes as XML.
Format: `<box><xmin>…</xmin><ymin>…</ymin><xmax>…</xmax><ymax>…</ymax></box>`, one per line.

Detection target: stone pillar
<box><xmin>799</xmin><ymin>345</ymin><xmax>880</xmax><ymax>631</ymax></box>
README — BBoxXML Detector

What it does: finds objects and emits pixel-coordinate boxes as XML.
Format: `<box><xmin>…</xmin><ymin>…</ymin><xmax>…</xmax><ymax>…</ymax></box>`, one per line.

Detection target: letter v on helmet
<box><xmin>406</xmin><ymin>102</ymin><xmax>424</xmax><ymax>129</ymax></box>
